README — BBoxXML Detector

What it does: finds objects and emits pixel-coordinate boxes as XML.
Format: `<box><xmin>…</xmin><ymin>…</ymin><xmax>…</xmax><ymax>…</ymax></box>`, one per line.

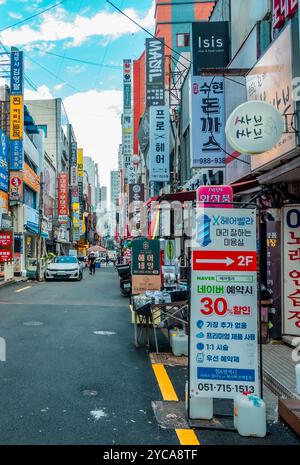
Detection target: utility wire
<box><xmin>32</xmin><ymin>48</ymin><xmax>122</xmax><ymax>69</ymax></box>
<box><xmin>0</xmin><ymin>0</ymin><xmax>68</xmax><ymax>33</ymax></box>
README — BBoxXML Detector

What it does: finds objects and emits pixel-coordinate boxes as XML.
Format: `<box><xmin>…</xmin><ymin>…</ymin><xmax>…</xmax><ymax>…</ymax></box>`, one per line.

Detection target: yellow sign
<box><xmin>23</xmin><ymin>162</ymin><xmax>40</xmax><ymax>192</ymax></box>
<box><xmin>72</xmin><ymin>202</ymin><xmax>80</xmax><ymax>224</ymax></box>
<box><xmin>10</xmin><ymin>95</ymin><xmax>23</xmax><ymax>140</ymax></box>
<box><xmin>77</xmin><ymin>148</ymin><xmax>83</xmax><ymax>177</ymax></box>
<box><xmin>0</xmin><ymin>191</ymin><xmax>8</xmax><ymax>213</ymax></box>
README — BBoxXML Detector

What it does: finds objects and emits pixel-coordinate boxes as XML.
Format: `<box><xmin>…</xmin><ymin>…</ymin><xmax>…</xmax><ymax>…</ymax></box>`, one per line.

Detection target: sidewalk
<box><xmin>0</xmin><ymin>276</ymin><xmax>28</xmax><ymax>289</ymax></box>
<box><xmin>262</xmin><ymin>343</ymin><xmax>300</xmax><ymax>401</ymax></box>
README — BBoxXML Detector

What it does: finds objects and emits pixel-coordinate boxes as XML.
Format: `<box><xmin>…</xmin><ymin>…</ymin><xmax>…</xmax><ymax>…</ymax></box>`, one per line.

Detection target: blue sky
<box><xmin>0</xmin><ymin>0</ymin><xmax>154</xmax><ymax>188</ymax></box>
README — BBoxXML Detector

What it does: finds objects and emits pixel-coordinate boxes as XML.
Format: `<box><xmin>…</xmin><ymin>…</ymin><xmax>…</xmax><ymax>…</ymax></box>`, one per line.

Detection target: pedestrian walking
<box><xmin>105</xmin><ymin>254</ymin><xmax>110</xmax><ymax>267</ymax></box>
<box><xmin>88</xmin><ymin>253</ymin><xmax>96</xmax><ymax>275</ymax></box>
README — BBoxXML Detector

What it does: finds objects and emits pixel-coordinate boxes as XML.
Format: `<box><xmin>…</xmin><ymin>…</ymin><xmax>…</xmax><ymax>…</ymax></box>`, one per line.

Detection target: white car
<box><xmin>45</xmin><ymin>256</ymin><xmax>83</xmax><ymax>281</ymax></box>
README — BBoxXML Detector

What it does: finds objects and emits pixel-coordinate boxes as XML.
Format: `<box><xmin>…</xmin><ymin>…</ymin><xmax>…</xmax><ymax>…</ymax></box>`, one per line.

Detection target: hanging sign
<box><xmin>58</xmin><ymin>172</ymin><xmax>68</xmax><ymax>224</ymax></box>
<box><xmin>282</xmin><ymin>205</ymin><xmax>300</xmax><ymax>336</ymax></box>
<box><xmin>190</xmin><ymin>208</ymin><xmax>259</xmax><ymax>400</ymax></box>
<box><xmin>146</xmin><ymin>38</ymin><xmax>165</xmax><ymax>107</ymax></box>
<box><xmin>191</xmin><ymin>76</ymin><xmax>226</xmax><ymax>168</ymax></box>
<box><xmin>0</xmin><ymin>230</ymin><xmax>13</xmax><ymax>263</ymax></box>
<box><xmin>9</xmin><ymin>172</ymin><xmax>23</xmax><ymax>201</ymax></box>
<box><xmin>0</xmin><ymin>130</ymin><xmax>9</xmax><ymax>192</ymax></box>
<box><xmin>149</xmin><ymin>105</ymin><xmax>169</xmax><ymax>182</ymax></box>
<box><xmin>225</xmin><ymin>101</ymin><xmax>284</xmax><ymax>155</ymax></box>
<box><xmin>197</xmin><ymin>185</ymin><xmax>233</xmax><ymax>208</ymax></box>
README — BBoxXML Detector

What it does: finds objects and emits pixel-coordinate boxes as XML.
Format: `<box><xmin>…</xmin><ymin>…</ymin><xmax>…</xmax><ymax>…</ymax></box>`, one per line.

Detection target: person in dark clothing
<box><xmin>105</xmin><ymin>255</ymin><xmax>110</xmax><ymax>266</ymax></box>
<box><xmin>88</xmin><ymin>253</ymin><xmax>96</xmax><ymax>275</ymax></box>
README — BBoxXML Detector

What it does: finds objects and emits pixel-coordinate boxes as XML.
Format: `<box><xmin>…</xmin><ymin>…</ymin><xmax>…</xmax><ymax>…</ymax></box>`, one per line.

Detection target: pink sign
<box><xmin>196</xmin><ymin>185</ymin><xmax>233</xmax><ymax>208</ymax></box>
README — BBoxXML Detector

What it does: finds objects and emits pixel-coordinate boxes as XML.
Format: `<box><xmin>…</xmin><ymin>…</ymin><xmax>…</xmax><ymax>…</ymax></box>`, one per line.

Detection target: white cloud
<box><xmin>54</xmin><ymin>83</ymin><xmax>65</xmax><ymax>91</ymax></box>
<box><xmin>24</xmin><ymin>85</ymin><xmax>54</xmax><ymax>100</ymax></box>
<box><xmin>63</xmin><ymin>89</ymin><xmax>122</xmax><ymax>189</ymax></box>
<box><xmin>0</xmin><ymin>2</ymin><xmax>155</xmax><ymax>47</ymax></box>
<box><xmin>8</xmin><ymin>12</ymin><xmax>22</xmax><ymax>19</ymax></box>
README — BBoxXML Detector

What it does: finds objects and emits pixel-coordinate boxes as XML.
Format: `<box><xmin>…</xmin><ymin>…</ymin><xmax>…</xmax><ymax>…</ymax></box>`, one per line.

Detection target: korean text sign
<box><xmin>149</xmin><ymin>106</ymin><xmax>170</xmax><ymax>182</ymax></box>
<box><xmin>132</xmin><ymin>239</ymin><xmax>161</xmax><ymax>294</ymax></box>
<box><xmin>0</xmin><ymin>231</ymin><xmax>13</xmax><ymax>263</ymax></box>
<box><xmin>282</xmin><ymin>206</ymin><xmax>300</xmax><ymax>336</ymax></box>
<box><xmin>190</xmin><ymin>208</ymin><xmax>259</xmax><ymax>399</ymax></box>
<box><xmin>146</xmin><ymin>38</ymin><xmax>165</xmax><ymax>107</ymax></box>
<box><xmin>191</xmin><ymin>76</ymin><xmax>226</xmax><ymax>168</ymax></box>
<box><xmin>58</xmin><ymin>173</ymin><xmax>68</xmax><ymax>224</ymax></box>
<box><xmin>0</xmin><ymin>130</ymin><xmax>9</xmax><ymax>193</ymax></box>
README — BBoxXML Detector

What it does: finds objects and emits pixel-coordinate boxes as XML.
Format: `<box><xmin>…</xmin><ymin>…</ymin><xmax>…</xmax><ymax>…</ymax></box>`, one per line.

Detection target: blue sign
<box><xmin>10</xmin><ymin>50</ymin><xmax>24</xmax><ymax>95</ymax></box>
<box><xmin>0</xmin><ymin>130</ymin><xmax>9</xmax><ymax>192</ymax></box>
<box><xmin>10</xmin><ymin>139</ymin><xmax>23</xmax><ymax>170</ymax></box>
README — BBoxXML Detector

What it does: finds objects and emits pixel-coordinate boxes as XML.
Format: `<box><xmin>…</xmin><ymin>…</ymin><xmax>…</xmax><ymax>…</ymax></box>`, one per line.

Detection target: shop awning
<box><xmin>25</xmin><ymin>222</ymin><xmax>49</xmax><ymax>238</ymax></box>
<box><xmin>159</xmin><ymin>190</ymin><xmax>196</xmax><ymax>203</ymax></box>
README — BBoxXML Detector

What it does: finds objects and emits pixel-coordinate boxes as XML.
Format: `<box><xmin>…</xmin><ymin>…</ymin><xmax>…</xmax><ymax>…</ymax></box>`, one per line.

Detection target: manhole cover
<box><xmin>82</xmin><ymin>390</ymin><xmax>98</xmax><ymax>397</ymax></box>
<box><xmin>23</xmin><ymin>321</ymin><xmax>44</xmax><ymax>326</ymax></box>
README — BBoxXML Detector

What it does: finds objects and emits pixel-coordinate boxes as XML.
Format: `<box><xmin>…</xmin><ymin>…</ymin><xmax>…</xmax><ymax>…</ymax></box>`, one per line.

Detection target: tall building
<box><xmin>100</xmin><ymin>186</ymin><xmax>107</xmax><ymax>212</ymax></box>
<box><xmin>110</xmin><ymin>170</ymin><xmax>120</xmax><ymax>207</ymax></box>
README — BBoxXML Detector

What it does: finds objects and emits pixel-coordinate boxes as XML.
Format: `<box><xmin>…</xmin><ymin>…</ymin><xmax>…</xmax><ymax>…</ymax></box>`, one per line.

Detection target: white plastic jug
<box><xmin>185</xmin><ymin>381</ymin><xmax>213</xmax><ymax>420</ymax></box>
<box><xmin>234</xmin><ymin>393</ymin><xmax>266</xmax><ymax>437</ymax></box>
<box><xmin>296</xmin><ymin>364</ymin><xmax>300</xmax><ymax>395</ymax></box>
<box><xmin>171</xmin><ymin>332</ymin><xmax>188</xmax><ymax>356</ymax></box>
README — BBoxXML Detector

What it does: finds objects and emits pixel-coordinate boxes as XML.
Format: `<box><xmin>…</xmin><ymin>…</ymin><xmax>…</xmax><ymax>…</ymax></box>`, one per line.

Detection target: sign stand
<box><xmin>187</xmin><ymin>203</ymin><xmax>264</xmax><ymax>432</ymax></box>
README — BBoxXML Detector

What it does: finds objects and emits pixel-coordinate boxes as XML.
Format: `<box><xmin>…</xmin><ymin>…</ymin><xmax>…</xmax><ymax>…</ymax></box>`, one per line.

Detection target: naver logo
<box><xmin>198</xmin><ymin>35</ymin><xmax>224</xmax><ymax>49</ymax></box>
<box><xmin>0</xmin><ymin>337</ymin><xmax>6</xmax><ymax>362</ymax></box>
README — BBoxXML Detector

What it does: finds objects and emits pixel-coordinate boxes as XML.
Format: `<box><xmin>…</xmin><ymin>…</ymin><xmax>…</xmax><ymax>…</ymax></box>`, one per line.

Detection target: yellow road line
<box><xmin>152</xmin><ymin>363</ymin><xmax>178</xmax><ymax>401</ymax></box>
<box><xmin>176</xmin><ymin>429</ymin><xmax>200</xmax><ymax>446</ymax></box>
<box><xmin>15</xmin><ymin>286</ymin><xmax>32</xmax><ymax>293</ymax></box>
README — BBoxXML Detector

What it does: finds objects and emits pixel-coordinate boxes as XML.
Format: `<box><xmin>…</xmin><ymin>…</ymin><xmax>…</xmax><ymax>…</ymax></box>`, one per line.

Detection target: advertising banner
<box><xmin>192</xmin><ymin>22</ymin><xmax>229</xmax><ymax>75</ymax></box>
<box><xmin>191</xmin><ymin>76</ymin><xmax>226</xmax><ymax>168</ymax></box>
<box><xmin>128</xmin><ymin>183</ymin><xmax>145</xmax><ymax>234</ymax></box>
<box><xmin>282</xmin><ymin>205</ymin><xmax>300</xmax><ymax>336</ymax></box>
<box><xmin>0</xmin><ymin>191</ymin><xmax>8</xmax><ymax>213</ymax></box>
<box><xmin>0</xmin><ymin>130</ymin><xmax>9</xmax><ymax>192</ymax></box>
<box><xmin>246</xmin><ymin>23</ymin><xmax>296</xmax><ymax>171</ymax></box>
<box><xmin>164</xmin><ymin>239</ymin><xmax>176</xmax><ymax>266</ymax></box>
<box><xmin>10</xmin><ymin>50</ymin><xmax>24</xmax><ymax>95</ymax></box>
<box><xmin>58</xmin><ymin>173</ymin><xmax>68</xmax><ymax>224</ymax></box>
<box><xmin>123</xmin><ymin>59</ymin><xmax>132</xmax><ymax>110</ymax></box>
<box><xmin>77</xmin><ymin>148</ymin><xmax>83</xmax><ymax>178</ymax></box>
<box><xmin>0</xmin><ymin>230</ymin><xmax>13</xmax><ymax>263</ymax></box>
<box><xmin>10</xmin><ymin>95</ymin><xmax>23</xmax><ymax>140</ymax></box>
<box><xmin>197</xmin><ymin>185</ymin><xmax>233</xmax><ymax>208</ymax></box>
<box><xmin>149</xmin><ymin>105</ymin><xmax>169</xmax><ymax>182</ymax></box>
<box><xmin>10</xmin><ymin>140</ymin><xmax>23</xmax><ymax>171</ymax></box>
<box><xmin>146</xmin><ymin>38</ymin><xmax>165</xmax><ymax>107</ymax></box>
<box><xmin>132</xmin><ymin>239</ymin><xmax>161</xmax><ymax>294</ymax></box>
<box><xmin>9</xmin><ymin>171</ymin><xmax>23</xmax><ymax>201</ymax></box>
<box><xmin>72</xmin><ymin>203</ymin><xmax>80</xmax><ymax>225</ymax></box>
<box><xmin>23</xmin><ymin>162</ymin><xmax>39</xmax><ymax>192</ymax></box>
<box><xmin>190</xmin><ymin>208</ymin><xmax>259</xmax><ymax>399</ymax></box>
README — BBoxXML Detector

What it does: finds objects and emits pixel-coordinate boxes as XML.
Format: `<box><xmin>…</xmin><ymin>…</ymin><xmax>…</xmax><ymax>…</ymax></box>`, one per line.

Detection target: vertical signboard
<box><xmin>146</xmin><ymin>38</ymin><xmax>165</xmax><ymax>107</ymax></box>
<box><xmin>9</xmin><ymin>171</ymin><xmax>23</xmax><ymax>201</ymax></box>
<box><xmin>10</xmin><ymin>49</ymin><xmax>24</xmax><ymax>171</ymax></box>
<box><xmin>77</xmin><ymin>148</ymin><xmax>84</xmax><ymax>218</ymax></box>
<box><xmin>149</xmin><ymin>106</ymin><xmax>169</xmax><ymax>182</ymax></box>
<box><xmin>123</xmin><ymin>60</ymin><xmax>133</xmax><ymax>183</ymax></box>
<box><xmin>190</xmin><ymin>208</ymin><xmax>259</xmax><ymax>400</ymax></box>
<box><xmin>191</xmin><ymin>76</ymin><xmax>226</xmax><ymax>169</ymax></box>
<box><xmin>128</xmin><ymin>183</ymin><xmax>145</xmax><ymax>235</ymax></box>
<box><xmin>132</xmin><ymin>239</ymin><xmax>161</xmax><ymax>294</ymax></box>
<box><xmin>0</xmin><ymin>230</ymin><xmax>13</xmax><ymax>263</ymax></box>
<box><xmin>0</xmin><ymin>130</ymin><xmax>9</xmax><ymax>193</ymax></box>
<box><xmin>123</xmin><ymin>59</ymin><xmax>132</xmax><ymax>110</ymax></box>
<box><xmin>282</xmin><ymin>206</ymin><xmax>300</xmax><ymax>336</ymax></box>
<box><xmin>70</xmin><ymin>141</ymin><xmax>78</xmax><ymax>187</ymax></box>
<box><xmin>58</xmin><ymin>173</ymin><xmax>68</xmax><ymax>224</ymax></box>
<box><xmin>192</xmin><ymin>22</ymin><xmax>229</xmax><ymax>75</ymax></box>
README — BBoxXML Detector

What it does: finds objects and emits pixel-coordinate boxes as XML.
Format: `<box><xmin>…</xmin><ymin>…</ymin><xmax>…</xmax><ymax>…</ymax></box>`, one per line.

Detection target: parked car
<box><xmin>44</xmin><ymin>256</ymin><xmax>83</xmax><ymax>281</ymax></box>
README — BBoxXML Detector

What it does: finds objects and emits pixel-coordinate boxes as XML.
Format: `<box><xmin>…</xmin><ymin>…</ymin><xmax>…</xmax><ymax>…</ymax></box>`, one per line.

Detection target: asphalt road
<box><xmin>0</xmin><ymin>267</ymin><xmax>299</xmax><ymax>446</ymax></box>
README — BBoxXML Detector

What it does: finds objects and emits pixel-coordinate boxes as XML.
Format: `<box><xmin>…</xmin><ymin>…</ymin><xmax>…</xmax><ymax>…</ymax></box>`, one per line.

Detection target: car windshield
<box><xmin>54</xmin><ymin>256</ymin><xmax>78</xmax><ymax>264</ymax></box>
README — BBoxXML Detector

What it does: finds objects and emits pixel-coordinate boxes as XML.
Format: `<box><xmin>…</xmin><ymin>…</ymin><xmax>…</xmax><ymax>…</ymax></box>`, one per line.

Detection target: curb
<box><xmin>263</xmin><ymin>367</ymin><xmax>300</xmax><ymax>401</ymax></box>
<box><xmin>0</xmin><ymin>278</ymin><xmax>28</xmax><ymax>289</ymax></box>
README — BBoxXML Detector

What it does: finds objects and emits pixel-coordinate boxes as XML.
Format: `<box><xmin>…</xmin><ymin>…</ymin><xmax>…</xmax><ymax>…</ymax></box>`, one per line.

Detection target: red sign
<box><xmin>197</xmin><ymin>185</ymin><xmax>233</xmax><ymax>208</ymax></box>
<box><xmin>0</xmin><ymin>231</ymin><xmax>13</xmax><ymax>263</ymax></box>
<box><xmin>58</xmin><ymin>172</ymin><xmax>68</xmax><ymax>224</ymax></box>
<box><xmin>273</xmin><ymin>0</ymin><xmax>298</xmax><ymax>29</ymax></box>
<box><xmin>193</xmin><ymin>250</ymin><xmax>257</xmax><ymax>272</ymax></box>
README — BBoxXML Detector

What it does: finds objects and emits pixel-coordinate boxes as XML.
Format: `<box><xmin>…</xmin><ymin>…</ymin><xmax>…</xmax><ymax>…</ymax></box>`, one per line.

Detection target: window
<box><xmin>176</xmin><ymin>33</ymin><xmax>190</xmax><ymax>47</ymax></box>
<box><xmin>38</xmin><ymin>125</ymin><xmax>47</xmax><ymax>138</ymax></box>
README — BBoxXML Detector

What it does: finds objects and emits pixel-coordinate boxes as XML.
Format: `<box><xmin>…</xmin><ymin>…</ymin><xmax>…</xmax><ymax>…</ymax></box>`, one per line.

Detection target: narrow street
<box><xmin>0</xmin><ymin>268</ymin><xmax>299</xmax><ymax>446</ymax></box>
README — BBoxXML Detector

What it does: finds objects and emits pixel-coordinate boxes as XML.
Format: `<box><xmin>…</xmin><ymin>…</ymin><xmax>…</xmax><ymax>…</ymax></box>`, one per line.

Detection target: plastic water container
<box><xmin>234</xmin><ymin>393</ymin><xmax>266</xmax><ymax>437</ymax></box>
<box><xmin>185</xmin><ymin>381</ymin><xmax>213</xmax><ymax>420</ymax></box>
<box><xmin>171</xmin><ymin>331</ymin><xmax>188</xmax><ymax>356</ymax></box>
<box><xmin>296</xmin><ymin>364</ymin><xmax>300</xmax><ymax>395</ymax></box>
